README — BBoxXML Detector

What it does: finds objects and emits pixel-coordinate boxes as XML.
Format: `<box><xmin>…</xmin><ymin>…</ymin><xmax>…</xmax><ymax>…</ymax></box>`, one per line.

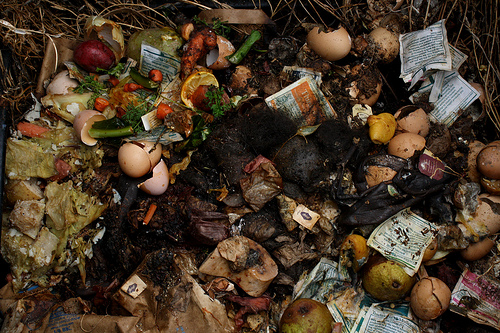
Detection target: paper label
<box><xmin>292</xmin><ymin>204</ymin><xmax>321</xmax><ymax>230</ymax></box>
<box><xmin>140</xmin><ymin>43</ymin><xmax>180</xmax><ymax>84</ymax></box>
<box><xmin>349</xmin><ymin>305</ymin><xmax>420</xmax><ymax>333</ymax></box>
<box><xmin>121</xmin><ymin>274</ymin><xmax>147</xmax><ymax>299</ymax></box>
<box><xmin>367</xmin><ymin>209</ymin><xmax>437</xmax><ymax>276</ymax></box>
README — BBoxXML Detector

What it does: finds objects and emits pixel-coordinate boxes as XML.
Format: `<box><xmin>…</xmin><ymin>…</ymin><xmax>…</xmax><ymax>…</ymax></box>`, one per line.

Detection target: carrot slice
<box><xmin>143</xmin><ymin>203</ymin><xmax>157</xmax><ymax>225</ymax></box>
<box><xmin>17</xmin><ymin>122</ymin><xmax>50</xmax><ymax>138</ymax></box>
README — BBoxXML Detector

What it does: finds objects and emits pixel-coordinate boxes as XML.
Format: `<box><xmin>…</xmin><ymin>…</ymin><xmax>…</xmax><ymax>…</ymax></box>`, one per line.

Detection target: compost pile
<box><xmin>1</xmin><ymin>0</ymin><xmax>500</xmax><ymax>332</ymax></box>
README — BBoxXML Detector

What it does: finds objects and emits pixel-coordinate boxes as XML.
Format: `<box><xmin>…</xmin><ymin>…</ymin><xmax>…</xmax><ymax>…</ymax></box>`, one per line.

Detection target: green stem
<box><xmin>88</xmin><ymin>126</ymin><xmax>134</xmax><ymax>138</ymax></box>
<box><xmin>226</xmin><ymin>30</ymin><xmax>262</xmax><ymax>65</ymax></box>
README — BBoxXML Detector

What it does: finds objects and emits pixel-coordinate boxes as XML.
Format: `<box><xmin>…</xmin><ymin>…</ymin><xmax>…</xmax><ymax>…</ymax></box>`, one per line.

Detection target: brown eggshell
<box><xmin>367</xmin><ymin>27</ymin><xmax>400</xmax><ymax>63</ymax></box>
<box><xmin>230</xmin><ymin>65</ymin><xmax>257</xmax><ymax>95</ymax></box>
<box><xmin>477</xmin><ymin>141</ymin><xmax>500</xmax><ymax>180</ymax></box>
<box><xmin>365</xmin><ymin>165</ymin><xmax>397</xmax><ymax>188</ymax></box>
<box><xmin>307</xmin><ymin>26</ymin><xmax>352</xmax><ymax>62</ymax></box>
<box><xmin>410</xmin><ymin>277</ymin><xmax>451</xmax><ymax>320</ymax></box>
<box><xmin>388</xmin><ymin>133</ymin><xmax>426</xmax><ymax>159</ymax></box>
<box><xmin>468</xmin><ymin>140</ymin><xmax>486</xmax><ymax>183</ymax></box>
<box><xmin>73</xmin><ymin>110</ymin><xmax>106</xmax><ymax>146</ymax></box>
<box><xmin>207</xmin><ymin>35</ymin><xmax>236</xmax><ymax>70</ymax></box>
<box><xmin>460</xmin><ymin>237</ymin><xmax>496</xmax><ymax>261</ymax></box>
<box><xmin>395</xmin><ymin>107</ymin><xmax>430</xmax><ymax>137</ymax></box>
<box><xmin>474</xmin><ymin>193</ymin><xmax>500</xmax><ymax>235</ymax></box>
<box><xmin>347</xmin><ymin>64</ymin><xmax>382</xmax><ymax>106</ymax></box>
<box><xmin>481</xmin><ymin>178</ymin><xmax>500</xmax><ymax>195</ymax></box>
<box><xmin>118</xmin><ymin>141</ymin><xmax>162</xmax><ymax>178</ymax></box>
<box><xmin>139</xmin><ymin>159</ymin><xmax>169</xmax><ymax>195</ymax></box>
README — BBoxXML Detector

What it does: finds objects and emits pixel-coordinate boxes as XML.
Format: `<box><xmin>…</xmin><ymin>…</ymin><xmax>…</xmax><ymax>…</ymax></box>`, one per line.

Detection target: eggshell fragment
<box><xmin>73</xmin><ymin>110</ymin><xmax>106</xmax><ymax>146</ymax></box>
<box><xmin>395</xmin><ymin>106</ymin><xmax>430</xmax><ymax>137</ymax></box>
<box><xmin>118</xmin><ymin>141</ymin><xmax>162</xmax><ymax>178</ymax></box>
<box><xmin>306</xmin><ymin>26</ymin><xmax>351</xmax><ymax>62</ymax></box>
<box><xmin>207</xmin><ymin>35</ymin><xmax>236</xmax><ymax>70</ymax></box>
<box><xmin>139</xmin><ymin>159</ymin><xmax>170</xmax><ymax>195</ymax></box>
<box><xmin>422</xmin><ymin>237</ymin><xmax>438</xmax><ymax>262</ymax></box>
<box><xmin>388</xmin><ymin>133</ymin><xmax>426</xmax><ymax>159</ymax></box>
<box><xmin>460</xmin><ymin>237</ymin><xmax>495</xmax><ymax>261</ymax></box>
<box><xmin>467</xmin><ymin>140</ymin><xmax>486</xmax><ymax>183</ymax></box>
<box><xmin>347</xmin><ymin>64</ymin><xmax>382</xmax><ymax>106</ymax></box>
<box><xmin>410</xmin><ymin>277</ymin><xmax>451</xmax><ymax>320</ymax></box>
<box><xmin>477</xmin><ymin>141</ymin><xmax>500</xmax><ymax>180</ymax></box>
<box><xmin>365</xmin><ymin>165</ymin><xmax>397</xmax><ymax>187</ymax></box>
<box><xmin>46</xmin><ymin>70</ymin><xmax>79</xmax><ymax>95</ymax></box>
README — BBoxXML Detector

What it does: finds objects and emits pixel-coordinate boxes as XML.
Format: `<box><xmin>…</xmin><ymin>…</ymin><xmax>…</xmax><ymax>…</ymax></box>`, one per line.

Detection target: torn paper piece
<box><xmin>292</xmin><ymin>204</ymin><xmax>321</xmax><ymax>230</ymax></box>
<box><xmin>265</xmin><ymin>76</ymin><xmax>336</xmax><ymax>126</ymax></box>
<box><xmin>367</xmin><ymin>208</ymin><xmax>438</xmax><ymax>276</ymax></box>
<box><xmin>399</xmin><ymin>20</ymin><xmax>452</xmax><ymax>86</ymax></box>
<box><xmin>350</xmin><ymin>304</ymin><xmax>420</xmax><ymax>333</ymax></box>
<box><xmin>121</xmin><ymin>274</ymin><xmax>147</xmax><ymax>299</ymax></box>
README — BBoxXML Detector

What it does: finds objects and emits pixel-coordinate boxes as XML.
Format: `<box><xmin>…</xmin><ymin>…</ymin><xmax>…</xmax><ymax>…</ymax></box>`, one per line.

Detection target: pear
<box><xmin>279</xmin><ymin>298</ymin><xmax>334</xmax><ymax>333</ymax></box>
<box><xmin>361</xmin><ymin>254</ymin><xmax>416</xmax><ymax>301</ymax></box>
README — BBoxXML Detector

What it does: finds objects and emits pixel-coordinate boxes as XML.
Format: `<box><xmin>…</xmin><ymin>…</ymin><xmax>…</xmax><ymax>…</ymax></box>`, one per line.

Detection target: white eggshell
<box><xmin>46</xmin><ymin>70</ymin><xmax>79</xmax><ymax>95</ymax></box>
<box><xmin>139</xmin><ymin>159</ymin><xmax>169</xmax><ymax>195</ymax></box>
<box><xmin>207</xmin><ymin>35</ymin><xmax>236</xmax><ymax>70</ymax></box>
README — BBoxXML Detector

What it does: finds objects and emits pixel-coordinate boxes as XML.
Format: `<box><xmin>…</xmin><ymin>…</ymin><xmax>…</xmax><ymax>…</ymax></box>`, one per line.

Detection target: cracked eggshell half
<box><xmin>139</xmin><ymin>159</ymin><xmax>169</xmax><ymax>195</ymax></box>
<box><xmin>477</xmin><ymin>140</ymin><xmax>500</xmax><ymax>180</ymax></box>
<box><xmin>46</xmin><ymin>70</ymin><xmax>79</xmax><ymax>95</ymax></box>
<box><xmin>388</xmin><ymin>133</ymin><xmax>426</xmax><ymax>159</ymax></box>
<box><xmin>207</xmin><ymin>35</ymin><xmax>236</xmax><ymax>70</ymax></box>
<box><xmin>118</xmin><ymin>141</ymin><xmax>162</xmax><ymax>178</ymax></box>
<box><xmin>410</xmin><ymin>277</ymin><xmax>451</xmax><ymax>320</ymax></box>
<box><xmin>73</xmin><ymin>110</ymin><xmax>106</xmax><ymax>146</ymax></box>
<box><xmin>306</xmin><ymin>26</ymin><xmax>351</xmax><ymax>62</ymax></box>
<box><xmin>394</xmin><ymin>106</ymin><xmax>430</xmax><ymax>137</ymax></box>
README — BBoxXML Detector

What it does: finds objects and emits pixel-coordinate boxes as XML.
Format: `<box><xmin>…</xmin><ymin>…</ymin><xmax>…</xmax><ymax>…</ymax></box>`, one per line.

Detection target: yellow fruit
<box><xmin>180</xmin><ymin>71</ymin><xmax>219</xmax><ymax>108</ymax></box>
<box><xmin>362</xmin><ymin>254</ymin><xmax>416</xmax><ymax>301</ymax></box>
<box><xmin>340</xmin><ymin>234</ymin><xmax>369</xmax><ymax>272</ymax></box>
<box><xmin>367</xmin><ymin>113</ymin><xmax>397</xmax><ymax>144</ymax></box>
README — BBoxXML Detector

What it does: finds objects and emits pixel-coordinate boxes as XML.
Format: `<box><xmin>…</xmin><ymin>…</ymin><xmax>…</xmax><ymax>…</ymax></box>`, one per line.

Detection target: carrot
<box><xmin>17</xmin><ymin>122</ymin><xmax>50</xmax><ymax>138</ymax></box>
<box><xmin>94</xmin><ymin>97</ymin><xmax>110</xmax><ymax>112</ymax></box>
<box><xmin>180</xmin><ymin>27</ymin><xmax>217</xmax><ymax>80</ymax></box>
<box><xmin>123</xmin><ymin>82</ymin><xmax>143</xmax><ymax>92</ymax></box>
<box><xmin>143</xmin><ymin>203</ymin><xmax>157</xmax><ymax>225</ymax></box>
<box><xmin>156</xmin><ymin>103</ymin><xmax>173</xmax><ymax>120</ymax></box>
<box><xmin>108</xmin><ymin>76</ymin><xmax>120</xmax><ymax>86</ymax></box>
<box><xmin>148</xmin><ymin>69</ymin><xmax>163</xmax><ymax>83</ymax></box>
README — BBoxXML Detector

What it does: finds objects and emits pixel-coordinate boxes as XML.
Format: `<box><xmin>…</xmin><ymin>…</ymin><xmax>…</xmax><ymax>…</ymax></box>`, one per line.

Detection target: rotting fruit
<box><xmin>361</xmin><ymin>253</ymin><xmax>416</xmax><ymax>301</ymax></box>
<box><xmin>279</xmin><ymin>298</ymin><xmax>335</xmax><ymax>333</ymax></box>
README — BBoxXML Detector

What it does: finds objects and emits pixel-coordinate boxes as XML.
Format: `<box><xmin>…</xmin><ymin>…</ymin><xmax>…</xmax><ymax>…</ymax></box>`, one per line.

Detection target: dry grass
<box><xmin>1</xmin><ymin>0</ymin><xmax>499</xmax><ymax>135</ymax></box>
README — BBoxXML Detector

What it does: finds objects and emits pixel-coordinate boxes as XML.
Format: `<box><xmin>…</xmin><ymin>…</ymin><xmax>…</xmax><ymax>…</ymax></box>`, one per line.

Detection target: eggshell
<box><xmin>73</xmin><ymin>110</ymin><xmax>106</xmax><ymax>146</ymax></box>
<box><xmin>477</xmin><ymin>141</ymin><xmax>500</xmax><ymax>179</ymax></box>
<box><xmin>410</xmin><ymin>277</ymin><xmax>451</xmax><ymax>320</ymax></box>
<box><xmin>118</xmin><ymin>141</ymin><xmax>162</xmax><ymax>178</ymax></box>
<box><xmin>347</xmin><ymin>64</ymin><xmax>382</xmax><ymax>106</ymax></box>
<box><xmin>306</xmin><ymin>26</ymin><xmax>351</xmax><ymax>62</ymax></box>
<box><xmin>474</xmin><ymin>193</ymin><xmax>500</xmax><ymax>235</ymax></box>
<box><xmin>467</xmin><ymin>140</ymin><xmax>486</xmax><ymax>182</ymax></box>
<box><xmin>388</xmin><ymin>133</ymin><xmax>426</xmax><ymax>159</ymax></box>
<box><xmin>367</xmin><ymin>27</ymin><xmax>400</xmax><ymax>63</ymax></box>
<box><xmin>395</xmin><ymin>106</ymin><xmax>430</xmax><ymax>137</ymax></box>
<box><xmin>139</xmin><ymin>159</ymin><xmax>169</xmax><ymax>195</ymax></box>
<box><xmin>207</xmin><ymin>35</ymin><xmax>236</xmax><ymax>70</ymax></box>
<box><xmin>365</xmin><ymin>165</ymin><xmax>397</xmax><ymax>187</ymax></box>
<box><xmin>460</xmin><ymin>237</ymin><xmax>495</xmax><ymax>261</ymax></box>
<box><xmin>46</xmin><ymin>70</ymin><xmax>79</xmax><ymax>95</ymax></box>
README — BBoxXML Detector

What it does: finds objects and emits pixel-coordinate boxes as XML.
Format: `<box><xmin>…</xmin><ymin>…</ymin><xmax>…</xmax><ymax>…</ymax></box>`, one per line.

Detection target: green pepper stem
<box><xmin>88</xmin><ymin>126</ymin><xmax>134</xmax><ymax>138</ymax></box>
<box><xmin>226</xmin><ymin>30</ymin><xmax>262</xmax><ymax>65</ymax></box>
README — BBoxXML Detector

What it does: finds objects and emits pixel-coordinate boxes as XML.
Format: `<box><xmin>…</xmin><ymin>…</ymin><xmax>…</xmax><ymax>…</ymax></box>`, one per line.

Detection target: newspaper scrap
<box><xmin>399</xmin><ymin>20</ymin><xmax>452</xmax><ymax>87</ymax></box>
<box><xmin>327</xmin><ymin>287</ymin><xmax>365</xmax><ymax>333</ymax></box>
<box><xmin>450</xmin><ymin>268</ymin><xmax>500</xmax><ymax>330</ymax></box>
<box><xmin>293</xmin><ymin>257</ymin><xmax>351</xmax><ymax>303</ymax></box>
<box><xmin>282</xmin><ymin>66</ymin><xmax>322</xmax><ymax>86</ymax></box>
<box><xmin>367</xmin><ymin>208</ymin><xmax>438</xmax><ymax>276</ymax></box>
<box><xmin>265</xmin><ymin>76</ymin><xmax>336</xmax><ymax>126</ymax></box>
<box><xmin>140</xmin><ymin>43</ymin><xmax>180</xmax><ymax>84</ymax></box>
<box><xmin>292</xmin><ymin>204</ymin><xmax>321</xmax><ymax>230</ymax></box>
<box><xmin>410</xmin><ymin>71</ymin><xmax>480</xmax><ymax>126</ymax></box>
<box><xmin>349</xmin><ymin>304</ymin><xmax>420</xmax><ymax>333</ymax></box>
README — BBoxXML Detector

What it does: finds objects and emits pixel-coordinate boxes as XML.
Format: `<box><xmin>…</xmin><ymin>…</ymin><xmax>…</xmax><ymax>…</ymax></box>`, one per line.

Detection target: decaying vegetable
<box><xmin>180</xmin><ymin>26</ymin><xmax>217</xmax><ymax>80</ymax></box>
